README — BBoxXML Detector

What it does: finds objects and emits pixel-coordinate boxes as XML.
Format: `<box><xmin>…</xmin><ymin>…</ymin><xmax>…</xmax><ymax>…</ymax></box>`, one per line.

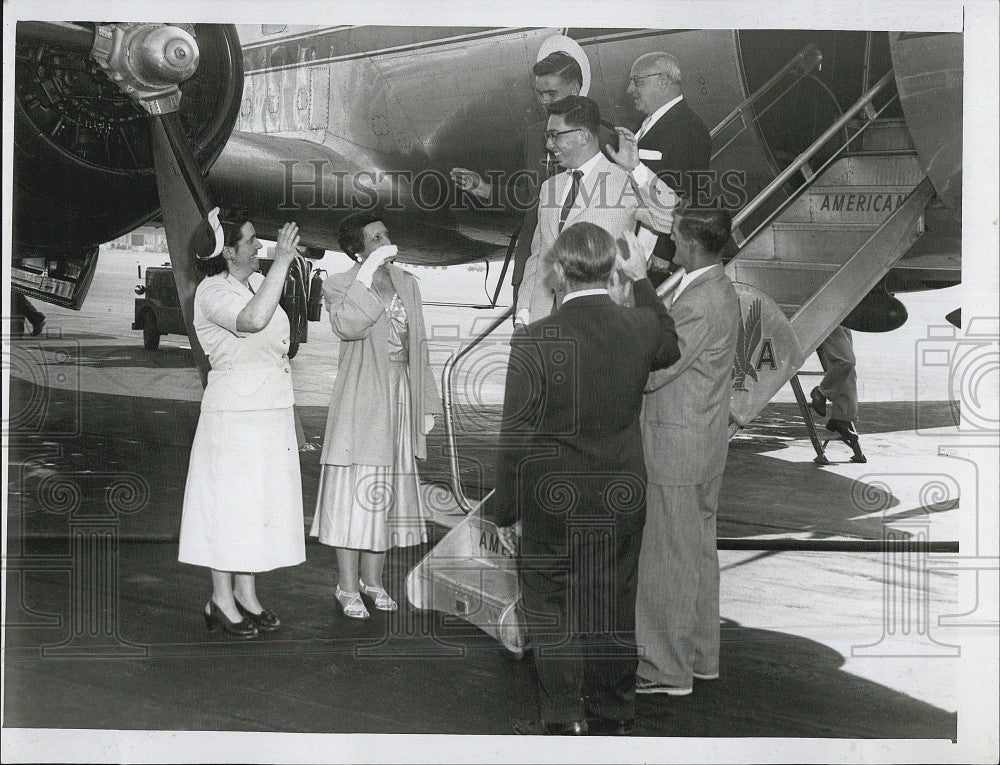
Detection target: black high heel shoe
<box><xmin>204</xmin><ymin>600</ymin><xmax>258</xmax><ymax>639</ymax></box>
<box><xmin>234</xmin><ymin>598</ymin><xmax>281</xmax><ymax>632</ymax></box>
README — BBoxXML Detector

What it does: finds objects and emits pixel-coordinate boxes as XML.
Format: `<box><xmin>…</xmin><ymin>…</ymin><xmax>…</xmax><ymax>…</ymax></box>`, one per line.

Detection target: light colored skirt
<box><xmin>178</xmin><ymin>406</ymin><xmax>306</xmax><ymax>572</ymax></box>
<box><xmin>311</xmin><ymin>364</ymin><xmax>428</xmax><ymax>552</ymax></box>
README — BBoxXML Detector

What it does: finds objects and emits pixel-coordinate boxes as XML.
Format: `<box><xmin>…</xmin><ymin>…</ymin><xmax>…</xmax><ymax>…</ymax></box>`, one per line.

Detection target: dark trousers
<box><xmin>13</xmin><ymin>292</ymin><xmax>45</xmax><ymax>326</ymax></box>
<box><xmin>519</xmin><ymin>522</ymin><xmax>642</xmax><ymax>724</ymax></box>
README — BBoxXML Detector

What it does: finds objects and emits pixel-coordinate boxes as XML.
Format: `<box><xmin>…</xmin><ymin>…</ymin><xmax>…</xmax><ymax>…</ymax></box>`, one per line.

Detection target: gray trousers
<box><xmin>817</xmin><ymin>325</ymin><xmax>859</xmax><ymax>421</ymax></box>
<box><xmin>635</xmin><ymin>477</ymin><xmax>722</xmax><ymax>687</ymax></box>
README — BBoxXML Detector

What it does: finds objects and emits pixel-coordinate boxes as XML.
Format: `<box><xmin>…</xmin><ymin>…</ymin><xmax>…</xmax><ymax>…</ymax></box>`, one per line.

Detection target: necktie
<box><xmin>558</xmin><ymin>170</ymin><xmax>583</xmax><ymax>232</ymax></box>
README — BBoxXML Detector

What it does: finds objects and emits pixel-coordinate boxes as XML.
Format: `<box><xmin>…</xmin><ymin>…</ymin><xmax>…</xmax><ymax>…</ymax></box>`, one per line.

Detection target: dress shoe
<box><xmin>587</xmin><ymin>715</ymin><xmax>637</xmax><ymax>736</ymax></box>
<box><xmin>204</xmin><ymin>600</ymin><xmax>257</xmax><ymax>639</ymax></box>
<box><xmin>234</xmin><ymin>598</ymin><xmax>281</xmax><ymax>632</ymax></box>
<box><xmin>31</xmin><ymin>317</ymin><xmax>46</xmax><ymax>337</ymax></box>
<box><xmin>635</xmin><ymin>679</ymin><xmax>692</xmax><ymax>696</ymax></box>
<box><xmin>358</xmin><ymin>579</ymin><xmax>398</xmax><ymax>611</ymax></box>
<box><xmin>512</xmin><ymin>718</ymin><xmax>588</xmax><ymax>735</ymax></box>
<box><xmin>335</xmin><ymin>585</ymin><xmax>370</xmax><ymax>619</ymax></box>
<box><xmin>810</xmin><ymin>386</ymin><xmax>827</xmax><ymax>417</ymax></box>
<box><xmin>826</xmin><ymin>419</ymin><xmax>867</xmax><ymax>463</ymax></box>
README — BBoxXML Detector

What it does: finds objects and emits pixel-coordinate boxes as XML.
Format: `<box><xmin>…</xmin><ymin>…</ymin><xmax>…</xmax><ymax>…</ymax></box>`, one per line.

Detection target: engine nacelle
<box><xmin>13</xmin><ymin>23</ymin><xmax>243</xmax><ymax>252</ymax></box>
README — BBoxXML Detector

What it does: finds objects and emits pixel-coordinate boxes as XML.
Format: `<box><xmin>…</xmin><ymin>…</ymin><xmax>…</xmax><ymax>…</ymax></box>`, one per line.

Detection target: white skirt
<box><xmin>178</xmin><ymin>407</ymin><xmax>306</xmax><ymax>572</ymax></box>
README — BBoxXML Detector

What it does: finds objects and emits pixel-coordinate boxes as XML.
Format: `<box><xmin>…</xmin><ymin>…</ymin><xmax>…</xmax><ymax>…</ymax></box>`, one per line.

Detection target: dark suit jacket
<box><xmin>493</xmin><ymin>278</ymin><xmax>679</xmax><ymax>542</ymax></box>
<box><xmin>638</xmin><ymin>98</ymin><xmax>711</xmax><ymax>263</ymax></box>
<box><xmin>642</xmin><ymin>264</ymin><xmax>739</xmax><ymax>487</ymax></box>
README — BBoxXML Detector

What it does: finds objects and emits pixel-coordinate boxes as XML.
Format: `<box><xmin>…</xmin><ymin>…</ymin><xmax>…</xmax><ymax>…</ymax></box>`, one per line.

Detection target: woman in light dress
<box><xmin>178</xmin><ymin>214</ymin><xmax>306</xmax><ymax>638</ymax></box>
<box><xmin>311</xmin><ymin>211</ymin><xmax>442</xmax><ymax>619</ymax></box>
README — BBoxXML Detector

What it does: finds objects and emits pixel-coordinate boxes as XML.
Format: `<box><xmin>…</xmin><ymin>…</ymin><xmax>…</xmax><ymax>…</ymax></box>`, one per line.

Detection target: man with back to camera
<box><xmin>634</xmin><ymin>206</ymin><xmax>739</xmax><ymax>697</ymax></box>
<box><xmin>626</xmin><ymin>52</ymin><xmax>712</xmax><ymax>280</ymax></box>
<box><xmin>516</xmin><ymin>95</ymin><xmax>679</xmax><ymax>326</ymax></box>
<box><xmin>491</xmin><ymin>222</ymin><xmax>680</xmax><ymax>735</ymax></box>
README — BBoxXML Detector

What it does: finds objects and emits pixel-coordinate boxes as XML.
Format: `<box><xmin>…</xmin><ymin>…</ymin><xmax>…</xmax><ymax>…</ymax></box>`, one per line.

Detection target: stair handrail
<box><xmin>441</xmin><ymin>306</ymin><xmax>514</xmax><ymax>512</ymax></box>
<box><xmin>731</xmin><ymin>69</ymin><xmax>897</xmax><ymax>247</ymax></box>
<box><xmin>710</xmin><ymin>43</ymin><xmax>823</xmax><ymax>162</ymax></box>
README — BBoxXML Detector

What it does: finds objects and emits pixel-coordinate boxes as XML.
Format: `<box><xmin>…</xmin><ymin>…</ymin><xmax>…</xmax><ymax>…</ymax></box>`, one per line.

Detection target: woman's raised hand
<box><xmin>274</xmin><ymin>222</ymin><xmax>301</xmax><ymax>264</ymax></box>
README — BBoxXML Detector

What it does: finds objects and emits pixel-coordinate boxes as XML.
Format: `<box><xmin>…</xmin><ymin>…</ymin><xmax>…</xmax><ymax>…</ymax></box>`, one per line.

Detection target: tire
<box><xmin>286</xmin><ymin>301</ymin><xmax>306</xmax><ymax>359</ymax></box>
<box><xmin>142</xmin><ymin>310</ymin><xmax>160</xmax><ymax>350</ymax></box>
<box><xmin>287</xmin><ymin>312</ymin><xmax>302</xmax><ymax>359</ymax></box>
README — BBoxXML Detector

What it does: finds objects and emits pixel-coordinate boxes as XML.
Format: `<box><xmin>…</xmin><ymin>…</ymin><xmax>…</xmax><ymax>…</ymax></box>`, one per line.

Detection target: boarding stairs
<box><xmin>714</xmin><ymin>68</ymin><xmax>943</xmax><ymax>466</ymax></box>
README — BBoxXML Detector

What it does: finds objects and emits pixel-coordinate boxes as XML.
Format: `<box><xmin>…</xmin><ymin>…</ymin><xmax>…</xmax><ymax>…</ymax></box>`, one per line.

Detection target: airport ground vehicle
<box><xmin>133</xmin><ymin>254</ymin><xmax>323</xmax><ymax>357</ymax></box>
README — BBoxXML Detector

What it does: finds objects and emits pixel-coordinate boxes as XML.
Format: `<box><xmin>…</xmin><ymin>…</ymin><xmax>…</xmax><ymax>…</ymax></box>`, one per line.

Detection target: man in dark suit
<box><xmin>450</xmin><ymin>52</ymin><xmax>583</xmax><ymax>309</ymax></box>
<box><xmin>626</xmin><ymin>52</ymin><xmax>712</xmax><ymax>276</ymax></box>
<box><xmin>635</xmin><ymin>207</ymin><xmax>740</xmax><ymax>696</ymax></box>
<box><xmin>492</xmin><ymin>222</ymin><xmax>680</xmax><ymax>735</ymax></box>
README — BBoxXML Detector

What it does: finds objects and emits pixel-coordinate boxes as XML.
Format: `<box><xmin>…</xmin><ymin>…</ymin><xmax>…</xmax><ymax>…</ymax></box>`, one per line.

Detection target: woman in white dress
<box><xmin>311</xmin><ymin>212</ymin><xmax>442</xmax><ymax>619</ymax></box>
<box><xmin>178</xmin><ymin>215</ymin><xmax>306</xmax><ymax>638</ymax></box>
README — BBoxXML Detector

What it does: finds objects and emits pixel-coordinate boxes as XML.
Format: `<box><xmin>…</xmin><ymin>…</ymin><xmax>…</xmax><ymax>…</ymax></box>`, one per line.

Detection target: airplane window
<box><xmin>262</xmin><ymin>25</ymin><xmax>287</xmax><ymax>36</ymax></box>
<box><xmin>270</xmin><ymin>47</ymin><xmax>286</xmax><ymax>68</ymax></box>
<box><xmin>300</xmin><ymin>46</ymin><xmax>316</xmax><ymax>62</ymax></box>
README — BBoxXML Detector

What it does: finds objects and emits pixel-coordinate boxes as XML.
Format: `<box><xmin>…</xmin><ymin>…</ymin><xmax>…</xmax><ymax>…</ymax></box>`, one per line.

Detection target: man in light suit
<box><xmin>492</xmin><ymin>223</ymin><xmax>680</xmax><ymax>735</ymax></box>
<box><xmin>627</xmin><ymin>52</ymin><xmax>712</xmax><ymax>276</ymax></box>
<box><xmin>516</xmin><ymin>95</ymin><xmax>678</xmax><ymax>327</ymax></box>
<box><xmin>635</xmin><ymin>207</ymin><xmax>740</xmax><ymax>696</ymax></box>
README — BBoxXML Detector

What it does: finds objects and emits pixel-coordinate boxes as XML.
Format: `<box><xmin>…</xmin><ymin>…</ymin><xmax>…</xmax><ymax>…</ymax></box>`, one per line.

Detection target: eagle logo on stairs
<box><xmin>732</xmin><ymin>298</ymin><xmax>763</xmax><ymax>392</ymax></box>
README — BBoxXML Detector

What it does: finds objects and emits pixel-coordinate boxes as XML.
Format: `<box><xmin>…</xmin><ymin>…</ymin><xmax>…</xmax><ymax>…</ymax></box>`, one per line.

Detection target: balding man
<box><xmin>627</xmin><ymin>52</ymin><xmax>711</xmax><ymax>275</ymax></box>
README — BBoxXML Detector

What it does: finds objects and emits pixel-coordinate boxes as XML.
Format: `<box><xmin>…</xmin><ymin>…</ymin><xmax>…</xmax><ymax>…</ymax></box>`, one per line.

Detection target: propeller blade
<box><xmin>150</xmin><ymin>113</ymin><xmax>214</xmax><ymax>384</ymax></box>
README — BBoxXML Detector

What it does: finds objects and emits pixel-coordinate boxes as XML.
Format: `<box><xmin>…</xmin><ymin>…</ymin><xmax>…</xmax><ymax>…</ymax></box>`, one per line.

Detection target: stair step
<box><xmin>808</xmin><ymin>154</ymin><xmax>924</xmax><ymax>187</ymax></box>
<box><xmin>778</xmin><ymin>186</ymin><xmax>923</xmax><ymax>224</ymax></box>
<box><xmin>729</xmin><ymin>261</ymin><xmax>835</xmax><ymax>315</ymax></box>
<box><xmin>739</xmin><ymin>226</ymin><xmax>883</xmax><ymax>264</ymax></box>
<box><xmin>852</xmin><ymin>118</ymin><xmax>916</xmax><ymax>153</ymax></box>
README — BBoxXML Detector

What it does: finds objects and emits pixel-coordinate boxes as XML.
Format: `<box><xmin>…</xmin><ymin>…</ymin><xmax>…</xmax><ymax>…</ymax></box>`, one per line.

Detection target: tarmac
<box><xmin>3</xmin><ymin>248</ymin><xmax>996</xmax><ymax>763</ymax></box>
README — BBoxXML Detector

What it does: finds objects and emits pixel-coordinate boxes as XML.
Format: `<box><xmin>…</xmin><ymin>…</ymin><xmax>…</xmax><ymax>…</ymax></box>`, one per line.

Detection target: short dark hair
<box><xmin>338</xmin><ymin>210</ymin><xmax>383</xmax><ymax>261</ymax></box>
<box><xmin>532</xmin><ymin>51</ymin><xmax>583</xmax><ymax>89</ymax></box>
<box><xmin>194</xmin><ymin>217</ymin><xmax>251</xmax><ymax>276</ymax></box>
<box><xmin>550</xmin><ymin>222</ymin><xmax>616</xmax><ymax>284</ymax></box>
<box><xmin>674</xmin><ymin>207</ymin><xmax>732</xmax><ymax>256</ymax></box>
<box><xmin>546</xmin><ymin>95</ymin><xmax>600</xmax><ymax>137</ymax></box>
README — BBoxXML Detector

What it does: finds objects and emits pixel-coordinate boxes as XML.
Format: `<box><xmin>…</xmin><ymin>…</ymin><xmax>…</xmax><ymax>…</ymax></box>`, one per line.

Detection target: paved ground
<box><xmin>4</xmin><ymin>248</ymin><xmax>996</xmax><ymax>762</ymax></box>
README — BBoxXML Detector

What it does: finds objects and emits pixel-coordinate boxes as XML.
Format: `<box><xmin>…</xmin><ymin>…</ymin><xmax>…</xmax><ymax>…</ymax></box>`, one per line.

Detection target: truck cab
<box><xmin>133</xmin><ymin>256</ymin><xmax>324</xmax><ymax>356</ymax></box>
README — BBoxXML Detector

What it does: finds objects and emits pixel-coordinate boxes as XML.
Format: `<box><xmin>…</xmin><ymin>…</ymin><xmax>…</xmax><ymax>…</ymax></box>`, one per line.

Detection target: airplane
<box><xmin>12</xmin><ymin>23</ymin><xmax>960</xmax><ymax>296</ymax></box>
<box><xmin>10</xmin><ymin>20</ymin><xmax>963</xmax><ymax>450</ymax></box>
<box><xmin>7</xmin><ymin>18</ymin><xmax>967</xmax><ymax>657</ymax></box>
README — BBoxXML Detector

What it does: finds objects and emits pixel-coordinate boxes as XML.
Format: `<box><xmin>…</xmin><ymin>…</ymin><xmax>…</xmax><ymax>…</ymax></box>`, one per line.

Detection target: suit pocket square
<box><xmin>638</xmin><ymin>149</ymin><xmax>663</xmax><ymax>160</ymax></box>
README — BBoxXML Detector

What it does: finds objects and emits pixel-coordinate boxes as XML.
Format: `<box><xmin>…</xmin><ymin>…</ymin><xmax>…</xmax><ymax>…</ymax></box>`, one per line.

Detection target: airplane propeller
<box><xmin>46</xmin><ymin>22</ymin><xmax>223</xmax><ymax>382</ymax></box>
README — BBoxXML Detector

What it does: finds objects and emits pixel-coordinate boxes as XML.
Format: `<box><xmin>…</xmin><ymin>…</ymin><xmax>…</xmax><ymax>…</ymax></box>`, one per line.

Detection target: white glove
<box><xmin>357</xmin><ymin>244</ymin><xmax>398</xmax><ymax>287</ymax></box>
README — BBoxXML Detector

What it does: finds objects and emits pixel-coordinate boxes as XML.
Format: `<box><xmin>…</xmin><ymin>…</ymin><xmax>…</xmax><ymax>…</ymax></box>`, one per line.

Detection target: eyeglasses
<box><xmin>628</xmin><ymin>72</ymin><xmax>667</xmax><ymax>87</ymax></box>
<box><xmin>544</xmin><ymin>128</ymin><xmax>583</xmax><ymax>141</ymax></box>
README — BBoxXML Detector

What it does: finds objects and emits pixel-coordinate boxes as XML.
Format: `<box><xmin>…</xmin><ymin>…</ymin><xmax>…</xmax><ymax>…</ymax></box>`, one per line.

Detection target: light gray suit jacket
<box><xmin>642</xmin><ymin>264</ymin><xmax>739</xmax><ymax>487</ymax></box>
<box><xmin>519</xmin><ymin>154</ymin><xmax>678</xmax><ymax>322</ymax></box>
